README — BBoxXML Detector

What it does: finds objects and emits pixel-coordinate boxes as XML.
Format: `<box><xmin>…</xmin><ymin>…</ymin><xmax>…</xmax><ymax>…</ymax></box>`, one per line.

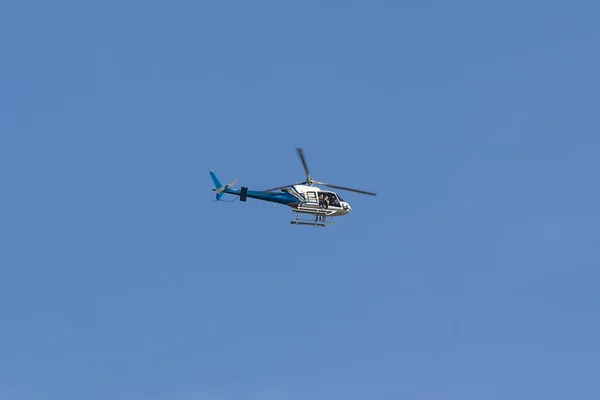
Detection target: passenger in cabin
<box><xmin>318</xmin><ymin>193</ymin><xmax>326</xmax><ymax>209</ymax></box>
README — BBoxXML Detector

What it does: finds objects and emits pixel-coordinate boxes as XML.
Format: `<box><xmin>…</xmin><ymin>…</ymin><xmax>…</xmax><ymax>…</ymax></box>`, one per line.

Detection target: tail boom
<box><xmin>209</xmin><ymin>171</ymin><xmax>299</xmax><ymax>205</ymax></box>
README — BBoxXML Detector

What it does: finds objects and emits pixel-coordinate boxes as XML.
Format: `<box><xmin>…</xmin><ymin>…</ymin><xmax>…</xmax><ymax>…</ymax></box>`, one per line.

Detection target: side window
<box><xmin>306</xmin><ymin>191</ymin><xmax>318</xmax><ymax>203</ymax></box>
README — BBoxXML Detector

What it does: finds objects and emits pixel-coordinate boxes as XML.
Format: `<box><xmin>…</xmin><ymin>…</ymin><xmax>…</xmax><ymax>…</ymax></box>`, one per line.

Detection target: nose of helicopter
<box><xmin>342</xmin><ymin>202</ymin><xmax>351</xmax><ymax>213</ymax></box>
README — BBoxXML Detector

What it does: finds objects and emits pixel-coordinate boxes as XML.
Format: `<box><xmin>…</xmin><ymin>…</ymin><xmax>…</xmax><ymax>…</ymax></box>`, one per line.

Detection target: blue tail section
<box><xmin>209</xmin><ymin>170</ymin><xmax>298</xmax><ymax>206</ymax></box>
<box><xmin>210</xmin><ymin>170</ymin><xmax>224</xmax><ymax>200</ymax></box>
<box><xmin>210</xmin><ymin>170</ymin><xmax>222</xmax><ymax>189</ymax></box>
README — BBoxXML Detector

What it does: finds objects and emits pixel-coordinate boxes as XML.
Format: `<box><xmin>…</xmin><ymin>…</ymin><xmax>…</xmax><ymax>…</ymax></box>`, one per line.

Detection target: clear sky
<box><xmin>1</xmin><ymin>1</ymin><xmax>599</xmax><ymax>399</ymax></box>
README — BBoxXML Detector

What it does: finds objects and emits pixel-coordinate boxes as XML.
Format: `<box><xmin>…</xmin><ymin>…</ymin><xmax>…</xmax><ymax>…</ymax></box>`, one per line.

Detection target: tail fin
<box><xmin>210</xmin><ymin>170</ymin><xmax>222</xmax><ymax>189</ymax></box>
<box><xmin>210</xmin><ymin>170</ymin><xmax>237</xmax><ymax>200</ymax></box>
<box><xmin>210</xmin><ymin>170</ymin><xmax>225</xmax><ymax>200</ymax></box>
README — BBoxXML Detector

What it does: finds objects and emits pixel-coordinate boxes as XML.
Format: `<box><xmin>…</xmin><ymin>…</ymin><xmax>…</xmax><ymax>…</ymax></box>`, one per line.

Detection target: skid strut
<box><xmin>290</xmin><ymin>210</ymin><xmax>334</xmax><ymax>227</ymax></box>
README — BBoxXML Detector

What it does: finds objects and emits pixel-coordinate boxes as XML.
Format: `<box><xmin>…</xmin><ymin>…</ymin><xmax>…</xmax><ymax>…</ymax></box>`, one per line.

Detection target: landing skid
<box><xmin>290</xmin><ymin>220</ymin><xmax>327</xmax><ymax>227</ymax></box>
<box><xmin>290</xmin><ymin>211</ymin><xmax>334</xmax><ymax>227</ymax></box>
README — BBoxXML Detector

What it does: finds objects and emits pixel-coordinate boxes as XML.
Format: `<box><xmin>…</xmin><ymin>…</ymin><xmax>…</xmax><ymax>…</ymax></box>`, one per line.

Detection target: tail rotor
<box><xmin>215</xmin><ymin>179</ymin><xmax>238</xmax><ymax>195</ymax></box>
<box><xmin>210</xmin><ymin>170</ymin><xmax>238</xmax><ymax>200</ymax></box>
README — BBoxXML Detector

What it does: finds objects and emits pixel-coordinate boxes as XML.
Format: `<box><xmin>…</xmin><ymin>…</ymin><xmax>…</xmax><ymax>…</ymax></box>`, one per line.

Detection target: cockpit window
<box><xmin>321</xmin><ymin>192</ymin><xmax>341</xmax><ymax>207</ymax></box>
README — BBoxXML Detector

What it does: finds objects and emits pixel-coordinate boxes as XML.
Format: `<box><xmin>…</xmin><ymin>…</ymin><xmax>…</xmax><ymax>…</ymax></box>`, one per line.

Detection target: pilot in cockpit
<box><xmin>328</xmin><ymin>193</ymin><xmax>340</xmax><ymax>207</ymax></box>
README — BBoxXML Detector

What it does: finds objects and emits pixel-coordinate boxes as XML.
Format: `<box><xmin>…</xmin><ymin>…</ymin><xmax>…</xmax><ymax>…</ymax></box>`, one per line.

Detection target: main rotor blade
<box><xmin>321</xmin><ymin>182</ymin><xmax>377</xmax><ymax>196</ymax></box>
<box><xmin>263</xmin><ymin>185</ymin><xmax>290</xmax><ymax>192</ymax></box>
<box><xmin>263</xmin><ymin>181</ymin><xmax>307</xmax><ymax>192</ymax></box>
<box><xmin>296</xmin><ymin>148</ymin><xmax>310</xmax><ymax>178</ymax></box>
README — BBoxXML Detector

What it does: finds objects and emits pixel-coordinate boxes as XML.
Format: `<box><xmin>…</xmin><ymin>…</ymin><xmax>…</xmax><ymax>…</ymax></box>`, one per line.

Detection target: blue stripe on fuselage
<box><xmin>222</xmin><ymin>188</ymin><xmax>299</xmax><ymax>205</ymax></box>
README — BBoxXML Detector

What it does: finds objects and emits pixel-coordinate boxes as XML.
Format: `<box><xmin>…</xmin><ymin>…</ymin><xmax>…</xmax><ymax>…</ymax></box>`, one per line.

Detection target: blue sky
<box><xmin>1</xmin><ymin>1</ymin><xmax>599</xmax><ymax>399</ymax></box>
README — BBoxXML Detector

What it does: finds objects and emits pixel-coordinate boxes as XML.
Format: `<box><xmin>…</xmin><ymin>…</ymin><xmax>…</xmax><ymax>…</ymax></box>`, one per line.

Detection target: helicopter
<box><xmin>210</xmin><ymin>148</ymin><xmax>376</xmax><ymax>227</ymax></box>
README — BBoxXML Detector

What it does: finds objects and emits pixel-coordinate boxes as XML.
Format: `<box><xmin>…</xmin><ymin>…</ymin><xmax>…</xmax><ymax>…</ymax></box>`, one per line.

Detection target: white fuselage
<box><xmin>285</xmin><ymin>185</ymin><xmax>351</xmax><ymax>217</ymax></box>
